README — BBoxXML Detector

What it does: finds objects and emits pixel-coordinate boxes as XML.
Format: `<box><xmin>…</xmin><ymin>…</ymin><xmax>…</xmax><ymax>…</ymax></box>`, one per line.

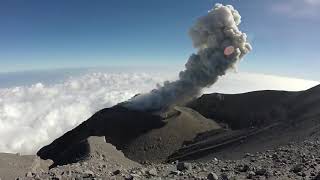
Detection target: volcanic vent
<box><xmin>37</xmin><ymin>3</ymin><xmax>254</xmax><ymax>166</ymax></box>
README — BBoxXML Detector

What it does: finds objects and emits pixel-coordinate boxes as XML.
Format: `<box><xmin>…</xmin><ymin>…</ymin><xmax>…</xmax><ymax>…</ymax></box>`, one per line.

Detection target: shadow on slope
<box><xmin>187</xmin><ymin>90</ymin><xmax>295</xmax><ymax>129</ymax></box>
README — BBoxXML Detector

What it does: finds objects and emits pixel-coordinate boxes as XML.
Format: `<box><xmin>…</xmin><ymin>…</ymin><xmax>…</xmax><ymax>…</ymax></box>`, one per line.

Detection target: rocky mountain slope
<box><xmin>37</xmin><ymin>85</ymin><xmax>320</xmax><ymax>165</ymax></box>
<box><xmin>183</xmin><ymin>85</ymin><xmax>320</xmax><ymax>160</ymax></box>
<box><xmin>1</xmin><ymin>84</ymin><xmax>319</xmax><ymax>179</ymax></box>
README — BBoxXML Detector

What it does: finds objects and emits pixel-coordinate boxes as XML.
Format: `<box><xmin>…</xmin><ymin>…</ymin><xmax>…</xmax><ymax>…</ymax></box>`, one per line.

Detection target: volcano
<box><xmin>36</xmin><ymin>84</ymin><xmax>320</xmax><ymax>167</ymax></box>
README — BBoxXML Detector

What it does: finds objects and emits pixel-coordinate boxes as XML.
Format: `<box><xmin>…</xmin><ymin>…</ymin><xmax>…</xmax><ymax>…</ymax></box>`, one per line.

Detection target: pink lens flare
<box><xmin>224</xmin><ymin>46</ymin><xmax>235</xmax><ymax>56</ymax></box>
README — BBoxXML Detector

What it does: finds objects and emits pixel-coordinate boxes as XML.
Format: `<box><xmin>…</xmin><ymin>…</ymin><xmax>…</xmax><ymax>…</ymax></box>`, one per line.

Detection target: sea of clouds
<box><xmin>0</xmin><ymin>70</ymin><xmax>318</xmax><ymax>154</ymax></box>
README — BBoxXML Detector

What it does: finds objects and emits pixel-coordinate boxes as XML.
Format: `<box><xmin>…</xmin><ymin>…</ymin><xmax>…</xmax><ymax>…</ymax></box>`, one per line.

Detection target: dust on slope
<box><xmin>123</xmin><ymin>106</ymin><xmax>222</xmax><ymax>162</ymax></box>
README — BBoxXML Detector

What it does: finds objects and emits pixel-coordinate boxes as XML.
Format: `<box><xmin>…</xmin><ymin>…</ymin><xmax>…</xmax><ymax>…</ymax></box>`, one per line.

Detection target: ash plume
<box><xmin>124</xmin><ymin>4</ymin><xmax>252</xmax><ymax>111</ymax></box>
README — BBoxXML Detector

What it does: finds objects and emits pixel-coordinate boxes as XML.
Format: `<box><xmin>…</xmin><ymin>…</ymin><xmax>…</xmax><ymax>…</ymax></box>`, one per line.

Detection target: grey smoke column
<box><xmin>124</xmin><ymin>4</ymin><xmax>252</xmax><ymax>111</ymax></box>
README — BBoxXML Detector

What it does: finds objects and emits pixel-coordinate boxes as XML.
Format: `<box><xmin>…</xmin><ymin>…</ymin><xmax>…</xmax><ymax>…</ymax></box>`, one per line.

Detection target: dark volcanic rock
<box><xmin>291</xmin><ymin>164</ymin><xmax>304</xmax><ymax>173</ymax></box>
<box><xmin>236</xmin><ymin>164</ymin><xmax>249</xmax><ymax>172</ymax></box>
<box><xmin>184</xmin><ymin>85</ymin><xmax>320</xmax><ymax>160</ymax></box>
<box><xmin>314</xmin><ymin>173</ymin><xmax>320</xmax><ymax>180</ymax></box>
<box><xmin>37</xmin><ymin>106</ymin><xmax>221</xmax><ymax>165</ymax></box>
<box><xmin>124</xmin><ymin>106</ymin><xmax>221</xmax><ymax>162</ymax></box>
<box><xmin>112</xmin><ymin>169</ymin><xmax>121</xmax><ymax>175</ymax></box>
<box><xmin>187</xmin><ymin>90</ymin><xmax>292</xmax><ymax>129</ymax></box>
<box><xmin>37</xmin><ymin>106</ymin><xmax>165</xmax><ymax>166</ymax></box>
<box><xmin>36</xmin><ymin>85</ymin><xmax>320</xmax><ymax>170</ymax></box>
<box><xmin>176</xmin><ymin>162</ymin><xmax>192</xmax><ymax>171</ymax></box>
<box><xmin>207</xmin><ymin>172</ymin><xmax>219</xmax><ymax>180</ymax></box>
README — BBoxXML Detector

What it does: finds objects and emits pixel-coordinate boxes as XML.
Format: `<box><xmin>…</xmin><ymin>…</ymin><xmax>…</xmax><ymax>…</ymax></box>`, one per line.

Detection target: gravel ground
<box><xmin>14</xmin><ymin>137</ymin><xmax>320</xmax><ymax>180</ymax></box>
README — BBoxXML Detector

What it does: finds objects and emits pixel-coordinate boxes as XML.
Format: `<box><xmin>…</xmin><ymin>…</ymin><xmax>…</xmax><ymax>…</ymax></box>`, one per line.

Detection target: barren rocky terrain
<box><xmin>1</xmin><ymin>85</ymin><xmax>320</xmax><ymax>180</ymax></box>
<box><xmin>7</xmin><ymin>136</ymin><xmax>320</xmax><ymax>180</ymax></box>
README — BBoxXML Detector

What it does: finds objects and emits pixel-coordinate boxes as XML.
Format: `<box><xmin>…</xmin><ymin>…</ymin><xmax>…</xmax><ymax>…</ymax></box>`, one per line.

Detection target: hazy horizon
<box><xmin>0</xmin><ymin>0</ymin><xmax>319</xmax><ymax>80</ymax></box>
<box><xmin>0</xmin><ymin>67</ymin><xmax>318</xmax><ymax>154</ymax></box>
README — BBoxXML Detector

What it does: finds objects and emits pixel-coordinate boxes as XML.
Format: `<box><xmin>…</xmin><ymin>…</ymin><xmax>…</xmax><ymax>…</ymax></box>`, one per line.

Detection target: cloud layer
<box><xmin>0</xmin><ymin>72</ymin><xmax>170</xmax><ymax>154</ymax></box>
<box><xmin>0</xmin><ymin>71</ymin><xmax>318</xmax><ymax>154</ymax></box>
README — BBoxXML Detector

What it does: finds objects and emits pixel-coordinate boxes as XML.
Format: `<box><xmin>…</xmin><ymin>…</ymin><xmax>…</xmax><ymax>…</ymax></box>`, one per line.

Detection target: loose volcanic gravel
<box><xmin>15</xmin><ymin>137</ymin><xmax>320</xmax><ymax>180</ymax></box>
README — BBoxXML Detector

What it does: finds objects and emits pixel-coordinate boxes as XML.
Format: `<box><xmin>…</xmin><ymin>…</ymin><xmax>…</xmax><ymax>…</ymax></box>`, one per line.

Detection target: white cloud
<box><xmin>271</xmin><ymin>0</ymin><xmax>320</xmax><ymax>18</ymax></box>
<box><xmin>0</xmin><ymin>72</ymin><xmax>173</xmax><ymax>154</ymax></box>
<box><xmin>204</xmin><ymin>72</ymin><xmax>319</xmax><ymax>94</ymax></box>
<box><xmin>0</xmin><ymin>71</ymin><xmax>318</xmax><ymax>154</ymax></box>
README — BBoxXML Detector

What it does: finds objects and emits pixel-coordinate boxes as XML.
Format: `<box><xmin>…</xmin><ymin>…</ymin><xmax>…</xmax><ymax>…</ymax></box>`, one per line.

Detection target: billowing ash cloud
<box><xmin>124</xmin><ymin>4</ymin><xmax>252</xmax><ymax>111</ymax></box>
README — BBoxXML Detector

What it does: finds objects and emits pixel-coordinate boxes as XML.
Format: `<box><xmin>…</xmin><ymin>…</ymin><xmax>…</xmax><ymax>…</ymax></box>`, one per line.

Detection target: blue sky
<box><xmin>0</xmin><ymin>0</ymin><xmax>319</xmax><ymax>80</ymax></box>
